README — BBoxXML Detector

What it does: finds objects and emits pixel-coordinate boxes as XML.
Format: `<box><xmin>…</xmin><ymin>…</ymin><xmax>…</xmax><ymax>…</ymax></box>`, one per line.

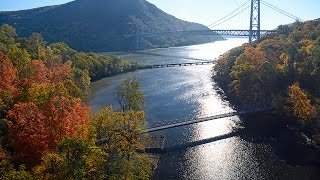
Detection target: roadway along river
<box><xmin>88</xmin><ymin>38</ymin><xmax>320</xmax><ymax>179</ymax></box>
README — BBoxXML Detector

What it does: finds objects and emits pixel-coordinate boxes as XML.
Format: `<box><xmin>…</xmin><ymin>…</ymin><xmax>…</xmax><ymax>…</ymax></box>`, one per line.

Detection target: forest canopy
<box><xmin>212</xmin><ymin>19</ymin><xmax>320</xmax><ymax>145</ymax></box>
<box><xmin>0</xmin><ymin>24</ymin><xmax>151</xmax><ymax>179</ymax></box>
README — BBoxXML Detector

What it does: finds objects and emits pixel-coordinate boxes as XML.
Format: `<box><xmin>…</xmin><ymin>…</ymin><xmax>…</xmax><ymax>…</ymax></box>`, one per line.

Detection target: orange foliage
<box><xmin>289</xmin><ymin>83</ymin><xmax>317</xmax><ymax>123</ymax></box>
<box><xmin>237</xmin><ymin>46</ymin><xmax>267</xmax><ymax>68</ymax></box>
<box><xmin>0</xmin><ymin>51</ymin><xmax>17</xmax><ymax>94</ymax></box>
<box><xmin>21</xmin><ymin>60</ymin><xmax>72</xmax><ymax>86</ymax></box>
<box><xmin>43</xmin><ymin>97</ymin><xmax>90</xmax><ymax>150</ymax></box>
<box><xmin>21</xmin><ymin>60</ymin><xmax>49</xmax><ymax>86</ymax></box>
<box><xmin>5</xmin><ymin>57</ymin><xmax>90</xmax><ymax>166</ymax></box>
<box><xmin>7</xmin><ymin>98</ymin><xmax>90</xmax><ymax>166</ymax></box>
<box><xmin>7</xmin><ymin>102</ymin><xmax>49</xmax><ymax>166</ymax></box>
<box><xmin>47</xmin><ymin>60</ymin><xmax>71</xmax><ymax>84</ymax></box>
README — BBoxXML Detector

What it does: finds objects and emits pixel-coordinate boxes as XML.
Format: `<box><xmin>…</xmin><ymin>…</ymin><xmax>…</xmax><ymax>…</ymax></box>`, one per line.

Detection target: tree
<box><xmin>43</xmin><ymin>97</ymin><xmax>90</xmax><ymax>150</ymax></box>
<box><xmin>21</xmin><ymin>60</ymin><xmax>49</xmax><ymax>86</ymax></box>
<box><xmin>277</xmin><ymin>25</ymin><xmax>291</xmax><ymax>36</ymax></box>
<box><xmin>0</xmin><ymin>161</ymin><xmax>34</xmax><ymax>180</ymax></box>
<box><xmin>0</xmin><ymin>24</ymin><xmax>17</xmax><ymax>54</ymax></box>
<box><xmin>33</xmin><ymin>152</ymin><xmax>67</xmax><ymax>180</ymax></box>
<box><xmin>0</xmin><ymin>52</ymin><xmax>17</xmax><ymax>112</ymax></box>
<box><xmin>258</xmin><ymin>61</ymin><xmax>277</xmax><ymax>96</ymax></box>
<box><xmin>230</xmin><ymin>60</ymin><xmax>259</xmax><ymax>103</ymax></box>
<box><xmin>116</xmin><ymin>77</ymin><xmax>144</xmax><ymax>112</ymax></box>
<box><xmin>27</xmin><ymin>33</ymin><xmax>46</xmax><ymax>60</ymax></box>
<box><xmin>92</xmin><ymin>106</ymin><xmax>150</xmax><ymax>179</ymax></box>
<box><xmin>288</xmin><ymin>83</ymin><xmax>317</xmax><ymax>125</ymax></box>
<box><xmin>72</xmin><ymin>68</ymin><xmax>91</xmax><ymax>97</ymax></box>
<box><xmin>0</xmin><ymin>52</ymin><xmax>17</xmax><ymax>94</ymax></box>
<box><xmin>34</xmin><ymin>138</ymin><xmax>108</xmax><ymax>180</ymax></box>
<box><xmin>57</xmin><ymin>138</ymin><xmax>89</xmax><ymax>179</ymax></box>
<box><xmin>7</xmin><ymin>45</ymin><xmax>31</xmax><ymax>75</ymax></box>
<box><xmin>47</xmin><ymin>60</ymin><xmax>72</xmax><ymax>84</ymax></box>
<box><xmin>7</xmin><ymin>102</ymin><xmax>49</xmax><ymax>166</ymax></box>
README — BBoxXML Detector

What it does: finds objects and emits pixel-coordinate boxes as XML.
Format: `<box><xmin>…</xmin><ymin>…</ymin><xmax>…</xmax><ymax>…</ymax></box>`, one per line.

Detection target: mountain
<box><xmin>0</xmin><ymin>0</ymin><xmax>222</xmax><ymax>52</ymax></box>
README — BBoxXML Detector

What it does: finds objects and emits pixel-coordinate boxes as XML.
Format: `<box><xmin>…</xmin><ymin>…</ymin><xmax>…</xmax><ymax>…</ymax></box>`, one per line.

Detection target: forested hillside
<box><xmin>0</xmin><ymin>0</ymin><xmax>223</xmax><ymax>52</ymax></box>
<box><xmin>213</xmin><ymin>19</ymin><xmax>320</xmax><ymax>145</ymax></box>
<box><xmin>0</xmin><ymin>24</ymin><xmax>151</xmax><ymax>179</ymax></box>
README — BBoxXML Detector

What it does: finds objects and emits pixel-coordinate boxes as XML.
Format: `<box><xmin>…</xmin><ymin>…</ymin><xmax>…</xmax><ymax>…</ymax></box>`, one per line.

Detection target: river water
<box><xmin>88</xmin><ymin>39</ymin><xmax>320</xmax><ymax>179</ymax></box>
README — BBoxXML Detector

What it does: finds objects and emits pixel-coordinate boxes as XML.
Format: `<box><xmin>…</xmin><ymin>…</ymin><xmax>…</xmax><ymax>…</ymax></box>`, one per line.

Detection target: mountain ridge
<box><xmin>0</xmin><ymin>0</ymin><xmax>222</xmax><ymax>52</ymax></box>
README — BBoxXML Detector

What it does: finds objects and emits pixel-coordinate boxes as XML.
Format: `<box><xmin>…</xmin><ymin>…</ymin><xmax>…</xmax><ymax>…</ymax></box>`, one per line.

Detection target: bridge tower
<box><xmin>249</xmin><ymin>0</ymin><xmax>260</xmax><ymax>43</ymax></box>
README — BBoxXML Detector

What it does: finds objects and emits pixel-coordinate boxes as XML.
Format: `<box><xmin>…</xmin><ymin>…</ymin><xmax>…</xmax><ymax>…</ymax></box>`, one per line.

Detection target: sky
<box><xmin>1</xmin><ymin>0</ymin><xmax>319</xmax><ymax>30</ymax></box>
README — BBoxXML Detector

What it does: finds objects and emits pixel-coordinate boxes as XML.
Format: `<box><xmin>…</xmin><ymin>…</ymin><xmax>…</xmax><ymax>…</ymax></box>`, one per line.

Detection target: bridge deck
<box><xmin>138</xmin><ymin>61</ymin><xmax>213</xmax><ymax>69</ymax></box>
<box><xmin>138</xmin><ymin>29</ymin><xmax>276</xmax><ymax>37</ymax></box>
<box><xmin>142</xmin><ymin>108</ymin><xmax>270</xmax><ymax>133</ymax></box>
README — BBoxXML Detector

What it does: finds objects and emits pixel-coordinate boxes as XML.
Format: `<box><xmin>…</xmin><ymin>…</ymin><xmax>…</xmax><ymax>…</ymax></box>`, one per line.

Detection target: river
<box><xmin>88</xmin><ymin>38</ymin><xmax>320</xmax><ymax>179</ymax></box>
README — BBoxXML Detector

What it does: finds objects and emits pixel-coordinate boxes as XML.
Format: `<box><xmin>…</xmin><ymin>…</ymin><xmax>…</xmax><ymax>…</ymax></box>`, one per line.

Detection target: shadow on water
<box><xmin>236</xmin><ymin>111</ymin><xmax>320</xmax><ymax>166</ymax></box>
<box><xmin>162</xmin><ymin>132</ymin><xmax>239</xmax><ymax>153</ymax></box>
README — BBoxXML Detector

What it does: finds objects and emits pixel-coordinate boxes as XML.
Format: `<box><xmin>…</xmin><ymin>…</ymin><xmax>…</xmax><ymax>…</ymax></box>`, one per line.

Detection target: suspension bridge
<box><xmin>126</xmin><ymin>0</ymin><xmax>302</xmax><ymax>50</ymax></box>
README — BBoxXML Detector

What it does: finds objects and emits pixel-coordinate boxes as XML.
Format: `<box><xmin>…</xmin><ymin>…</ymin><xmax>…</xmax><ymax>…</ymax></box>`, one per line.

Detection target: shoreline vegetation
<box><xmin>0</xmin><ymin>24</ymin><xmax>153</xmax><ymax>179</ymax></box>
<box><xmin>212</xmin><ymin>19</ymin><xmax>320</xmax><ymax>152</ymax></box>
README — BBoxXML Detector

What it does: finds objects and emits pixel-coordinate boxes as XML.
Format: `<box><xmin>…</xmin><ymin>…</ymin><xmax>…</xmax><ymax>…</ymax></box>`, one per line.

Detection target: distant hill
<box><xmin>0</xmin><ymin>0</ymin><xmax>223</xmax><ymax>52</ymax></box>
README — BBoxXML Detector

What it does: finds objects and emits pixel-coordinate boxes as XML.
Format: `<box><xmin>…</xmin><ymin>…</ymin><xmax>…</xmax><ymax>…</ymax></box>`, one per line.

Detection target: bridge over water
<box><xmin>142</xmin><ymin>107</ymin><xmax>271</xmax><ymax>133</ymax></box>
<box><xmin>125</xmin><ymin>0</ymin><xmax>302</xmax><ymax>50</ymax></box>
<box><xmin>137</xmin><ymin>61</ymin><xmax>213</xmax><ymax>69</ymax></box>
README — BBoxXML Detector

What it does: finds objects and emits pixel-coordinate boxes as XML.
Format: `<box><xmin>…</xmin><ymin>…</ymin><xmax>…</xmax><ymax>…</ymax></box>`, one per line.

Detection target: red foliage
<box><xmin>43</xmin><ymin>97</ymin><xmax>90</xmax><ymax>149</ymax></box>
<box><xmin>5</xmin><ymin>53</ymin><xmax>90</xmax><ymax>167</ymax></box>
<box><xmin>21</xmin><ymin>60</ymin><xmax>49</xmax><ymax>86</ymax></box>
<box><xmin>7</xmin><ymin>98</ymin><xmax>90</xmax><ymax>166</ymax></box>
<box><xmin>0</xmin><ymin>51</ymin><xmax>17</xmax><ymax>94</ymax></box>
<box><xmin>7</xmin><ymin>102</ymin><xmax>49</xmax><ymax>166</ymax></box>
<box><xmin>21</xmin><ymin>60</ymin><xmax>72</xmax><ymax>86</ymax></box>
<box><xmin>47</xmin><ymin>60</ymin><xmax>71</xmax><ymax>84</ymax></box>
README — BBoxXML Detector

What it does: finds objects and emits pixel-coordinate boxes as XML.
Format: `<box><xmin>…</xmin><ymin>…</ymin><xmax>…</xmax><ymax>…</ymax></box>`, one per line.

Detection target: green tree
<box><xmin>26</xmin><ymin>33</ymin><xmax>46</xmax><ymax>60</ymax></box>
<box><xmin>92</xmin><ymin>106</ymin><xmax>151</xmax><ymax>179</ymax></box>
<box><xmin>116</xmin><ymin>77</ymin><xmax>144</xmax><ymax>112</ymax></box>
<box><xmin>0</xmin><ymin>24</ymin><xmax>17</xmax><ymax>54</ymax></box>
<box><xmin>258</xmin><ymin>61</ymin><xmax>277</xmax><ymax>96</ymax></box>
<box><xmin>7</xmin><ymin>45</ymin><xmax>31</xmax><ymax>75</ymax></box>
<box><xmin>58</xmin><ymin>137</ymin><xmax>89</xmax><ymax>179</ymax></box>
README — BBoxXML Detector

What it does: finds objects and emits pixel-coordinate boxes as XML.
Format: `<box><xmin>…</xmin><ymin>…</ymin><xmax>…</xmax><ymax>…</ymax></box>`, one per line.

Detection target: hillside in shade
<box><xmin>0</xmin><ymin>0</ymin><xmax>222</xmax><ymax>52</ymax></box>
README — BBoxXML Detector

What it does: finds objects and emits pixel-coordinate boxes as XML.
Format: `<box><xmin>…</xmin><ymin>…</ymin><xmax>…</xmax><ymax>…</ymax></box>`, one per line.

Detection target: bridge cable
<box><xmin>207</xmin><ymin>0</ymin><xmax>251</xmax><ymax>28</ymax></box>
<box><xmin>261</xmin><ymin>0</ymin><xmax>302</xmax><ymax>21</ymax></box>
<box><xmin>209</xmin><ymin>4</ymin><xmax>251</xmax><ymax>28</ymax></box>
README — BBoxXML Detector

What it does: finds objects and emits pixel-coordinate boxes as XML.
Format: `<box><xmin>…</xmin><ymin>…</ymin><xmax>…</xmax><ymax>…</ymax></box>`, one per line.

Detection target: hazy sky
<box><xmin>1</xmin><ymin>0</ymin><xmax>319</xmax><ymax>29</ymax></box>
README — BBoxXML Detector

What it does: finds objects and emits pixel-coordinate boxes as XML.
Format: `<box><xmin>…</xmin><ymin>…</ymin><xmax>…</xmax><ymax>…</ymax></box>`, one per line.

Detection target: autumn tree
<box><xmin>92</xmin><ymin>106</ymin><xmax>151</xmax><ymax>179</ymax></box>
<box><xmin>34</xmin><ymin>137</ymin><xmax>107</xmax><ymax>180</ymax></box>
<box><xmin>0</xmin><ymin>52</ymin><xmax>17</xmax><ymax>112</ymax></box>
<box><xmin>43</xmin><ymin>97</ymin><xmax>90</xmax><ymax>150</ymax></box>
<box><xmin>21</xmin><ymin>60</ymin><xmax>49</xmax><ymax>87</ymax></box>
<box><xmin>0</xmin><ymin>52</ymin><xmax>17</xmax><ymax>94</ymax></box>
<box><xmin>288</xmin><ymin>83</ymin><xmax>317</xmax><ymax>125</ymax></box>
<box><xmin>7</xmin><ymin>102</ymin><xmax>49</xmax><ymax>166</ymax></box>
